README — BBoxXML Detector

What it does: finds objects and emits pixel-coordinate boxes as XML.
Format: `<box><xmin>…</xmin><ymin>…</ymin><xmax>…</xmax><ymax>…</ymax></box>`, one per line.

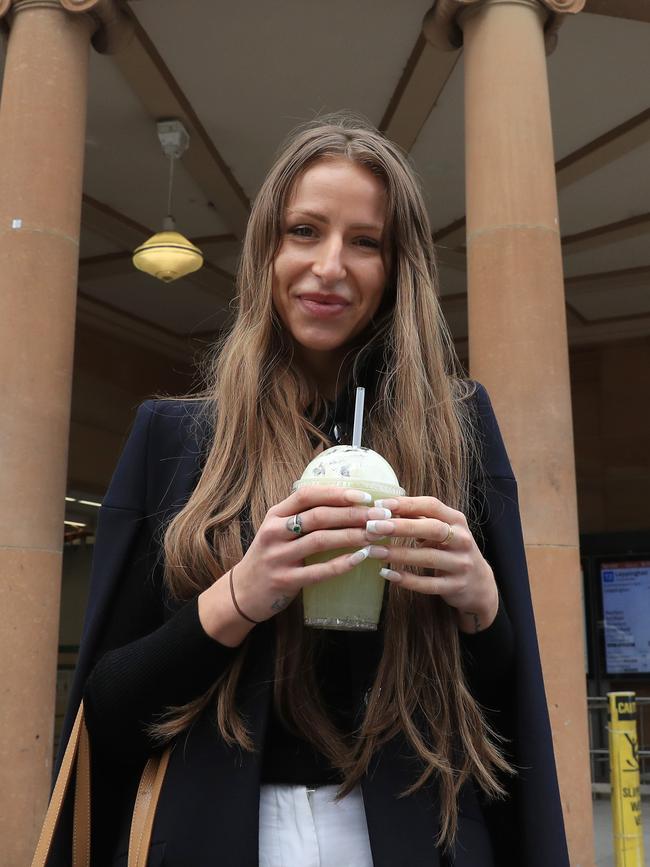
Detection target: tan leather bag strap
<box><xmin>128</xmin><ymin>746</ymin><xmax>171</xmax><ymax>867</ymax></box>
<box><xmin>72</xmin><ymin>712</ymin><xmax>91</xmax><ymax>867</ymax></box>
<box><xmin>31</xmin><ymin>701</ymin><xmax>171</xmax><ymax>867</ymax></box>
<box><xmin>31</xmin><ymin>701</ymin><xmax>88</xmax><ymax>867</ymax></box>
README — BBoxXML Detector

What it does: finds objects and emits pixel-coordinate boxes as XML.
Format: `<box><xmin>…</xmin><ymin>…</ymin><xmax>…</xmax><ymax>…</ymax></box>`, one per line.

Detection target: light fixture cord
<box><xmin>166</xmin><ymin>155</ymin><xmax>175</xmax><ymax>220</ymax></box>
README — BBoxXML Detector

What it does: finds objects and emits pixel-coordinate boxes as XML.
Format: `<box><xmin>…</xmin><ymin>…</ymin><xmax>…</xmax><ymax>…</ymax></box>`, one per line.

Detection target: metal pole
<box><xmin>608</xmin><ymin>691</ymin><xmax>645</xmax><ymax>866</ymax></box>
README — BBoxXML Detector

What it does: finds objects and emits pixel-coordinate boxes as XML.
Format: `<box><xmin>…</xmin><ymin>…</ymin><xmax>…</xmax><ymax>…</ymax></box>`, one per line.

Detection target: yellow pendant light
<box><xmin>132</xmin><ymin>120</ymin><xmax>204</xmax><ymax>282</ymax></box>
<box><xmin>133</xmin><ymin>220</ymin><xmax>203</xmax><ymax>283</ymax></box>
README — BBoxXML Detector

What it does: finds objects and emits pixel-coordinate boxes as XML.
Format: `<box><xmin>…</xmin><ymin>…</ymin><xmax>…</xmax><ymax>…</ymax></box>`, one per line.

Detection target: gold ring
<box><xmin>440</xmin><ymin>523</ymin><xmax>454</xmax><ymax>546</ymax></box>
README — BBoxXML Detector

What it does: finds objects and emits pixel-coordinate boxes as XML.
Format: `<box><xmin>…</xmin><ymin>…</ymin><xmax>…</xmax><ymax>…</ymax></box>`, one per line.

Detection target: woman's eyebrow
<box><xmin>286</xmin><ymin>208</ymin><xmax>384</xmax><ymax>233</ymax></box>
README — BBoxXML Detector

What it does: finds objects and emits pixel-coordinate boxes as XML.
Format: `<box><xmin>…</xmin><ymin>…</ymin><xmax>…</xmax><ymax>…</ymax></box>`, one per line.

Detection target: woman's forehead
<box><xmin>284</xmin><ymin>157</ymin><xmax>387</xmax><ymax>225</ymax></box>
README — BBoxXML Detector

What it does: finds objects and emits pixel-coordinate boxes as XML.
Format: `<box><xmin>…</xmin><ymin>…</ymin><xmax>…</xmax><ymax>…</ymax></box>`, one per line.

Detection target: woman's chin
<box><xmin>292</xmin><ymin>335</ymin><xmax>351</xmax><ymax>358</ymax></box>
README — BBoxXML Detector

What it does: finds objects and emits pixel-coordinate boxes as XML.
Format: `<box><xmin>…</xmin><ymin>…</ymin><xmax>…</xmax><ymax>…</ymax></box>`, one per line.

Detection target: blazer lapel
<box><xmin>362</xmin><ymin>737</ymin><xmax>442</xmax><ymax>867</ymax></box>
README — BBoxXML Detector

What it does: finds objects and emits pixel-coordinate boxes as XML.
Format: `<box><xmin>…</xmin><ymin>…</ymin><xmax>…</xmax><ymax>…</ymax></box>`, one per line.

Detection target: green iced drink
<box><xmin>294</xmin><ymin>445</ymin><xmax>405</xmax><ymax>630</ymax></box>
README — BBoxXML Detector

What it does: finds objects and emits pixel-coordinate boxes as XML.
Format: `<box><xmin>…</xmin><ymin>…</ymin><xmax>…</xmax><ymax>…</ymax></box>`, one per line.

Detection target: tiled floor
<box><xmin>593</xmin><ymin>797</ymin><xmax>649</xmax><ymax>866</ymax></box>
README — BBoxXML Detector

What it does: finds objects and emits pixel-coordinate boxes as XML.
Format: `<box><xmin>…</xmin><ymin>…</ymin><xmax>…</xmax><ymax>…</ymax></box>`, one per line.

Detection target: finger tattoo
<box><xmin>271</xmin><ymin>595</ymin><xmax>292</xmax><ymax>612</ymax></box>
<box><xmin>464</xmin><ymin>611</ymin><xmax>481</xmax><ymax>633</ymax></box>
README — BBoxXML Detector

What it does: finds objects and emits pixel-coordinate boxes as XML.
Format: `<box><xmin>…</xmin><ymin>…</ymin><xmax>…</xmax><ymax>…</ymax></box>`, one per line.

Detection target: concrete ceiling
<box><xmin>2</xmin><ymin>2</ymin><xmax>649</xmax><ymax>357</ymax></box>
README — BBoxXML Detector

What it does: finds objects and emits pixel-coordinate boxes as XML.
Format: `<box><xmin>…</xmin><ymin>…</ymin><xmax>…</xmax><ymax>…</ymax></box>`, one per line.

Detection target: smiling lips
<box><xmin>297</xmin><ymin>292</ymin><xmax>350</xmax><ymax>318</ymax></box>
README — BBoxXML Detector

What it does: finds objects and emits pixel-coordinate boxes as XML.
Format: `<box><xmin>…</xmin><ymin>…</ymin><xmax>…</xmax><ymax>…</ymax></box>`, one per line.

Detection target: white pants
<box><xmin>259</xmin><ymin>784</ymin><xmax>374</xmax><ymax>867</ymax></box>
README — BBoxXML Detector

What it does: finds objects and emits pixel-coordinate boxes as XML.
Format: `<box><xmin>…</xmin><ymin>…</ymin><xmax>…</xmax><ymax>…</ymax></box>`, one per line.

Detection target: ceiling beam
<box><xmin>439</xmin><ymin>290</ymin><xmax>467</xmax><ymax>310</ymax></box>
<box><xmin>80</xmin><ymin>195</ymin><xmax>235</xmax><ymax>302</ymax></box>
<box><xmin>112</xmin><ymin>7</ymin><xmax>250</xmax><ymax>238</ymax></box>
<box><xmin>192</xmin><ymin>234</ymin><xmax>239</xmax><ymax>256</ymax></box>
<box><xmin>380</xmin><ymin>34</ymin><xmax>460</xmax><ymax>152</ymax></box>
<box><xmin>435</xmin><ymin>246</ymin><xmax>467</xmax><ymax>271</ymax></box>
<box><xmin>439</xmin><ymin>290</ymin><xmax>585</xmax><ymax>330</ymax></box>
<box><xmin>565</xmin><ymin>302</ymin><xmax>587</xmax><ymax>326</ymax></box>
<box><xmin>456</xmin><ymin>316</ymin><xmax>650</xmax><ymax>352</ymax></box>
<box><xmin>431</xmin><ymin>108</ymin><xmax>650</xmax><ymax>247</ymax></box>
<box><xmin>77</xmin><ymin>292</ymin><xmax>194</xmax><ymax>362</ymax></box>
<box><xmin>585</xmin><ymin>310</ymin><xmax>650</xmax><ymax>326</ymax></box>
<box><xmin>433</xmin><ymin>216</ymin><xmax>465</xmax><ymax>245</ymax></box>
<box><xmin>77</xmin><ymin>291</ymin><xmax>232</xmax><ymax>361</ymax></box>
<box><xmin>79</xmin><ymin>252</ymin><xmax>137</xmax><ymax>282</ymax></box>
<box><xmin>81</xmin><ymin>194</ymin><xmax>149</xmax><ymax>249</ymax></box>
<box><xmin>79</xmin><ymin>234</ymin><xmax>238</xmax><ymax>283</ymax></box>
<box><xmin>565</xmin><ymin>263</ymin><xmax>650</xmax><ymax>293</ymax></box>
<box><xmin>567</xmin><ymin>315</ymin><xmax>650</xmax><ymax>346</ymax></box>
<box><xmin>556</xmin><ymin>107</ymin><xmax>650</xmax><ymax>189</ymax></box>
<box><xmin>583</xmin><ymin>0</ymin><xmax>650</xmax><ymax>23</ymax></box>
<box><xmin>562</xmin><ymin>212</ymin><xmax>650</xmax><ymax>254</ymax></box>
<box><xmin>435</xmin><ymin>212</ymin><xmax>650</xmax><ymax>266</ymax></box>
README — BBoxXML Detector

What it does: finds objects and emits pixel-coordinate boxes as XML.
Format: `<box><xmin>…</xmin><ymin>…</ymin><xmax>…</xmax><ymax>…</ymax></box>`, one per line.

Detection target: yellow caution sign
<box><xmin>608</xmin><ymin>691</ymin><xmax>645</xmax><ymax>867</ymax></box>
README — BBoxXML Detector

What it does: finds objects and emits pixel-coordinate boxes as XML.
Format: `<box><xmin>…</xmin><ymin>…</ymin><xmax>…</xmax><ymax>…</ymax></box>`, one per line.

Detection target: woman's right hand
<box><xmin>198</xmin><ymin>486</ymin><xmax>391</xmax><ymax>644</ymax></box>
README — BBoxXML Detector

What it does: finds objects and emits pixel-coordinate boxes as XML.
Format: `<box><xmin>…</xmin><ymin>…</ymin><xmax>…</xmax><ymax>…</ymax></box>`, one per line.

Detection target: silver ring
<box><xmin>440</xmin><ymin>523</ymin><xmax>454</xmax><ymax>546</ymax></box>
<box><xmin>286</xmin><ymin>514</ymin><xmax>304</xmax><ymax>536</ymax></box>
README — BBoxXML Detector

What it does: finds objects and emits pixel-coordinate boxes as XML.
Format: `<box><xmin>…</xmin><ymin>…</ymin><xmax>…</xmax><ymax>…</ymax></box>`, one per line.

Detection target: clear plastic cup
<box><xmin>293</xmin><ymin>445</ymin><xmax>405</xmax><ymax>630</ymax></box>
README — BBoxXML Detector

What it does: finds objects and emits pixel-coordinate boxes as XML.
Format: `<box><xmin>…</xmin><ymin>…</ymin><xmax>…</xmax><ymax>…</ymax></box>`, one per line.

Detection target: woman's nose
<box><xmin>311</xmin><ymin>237</ymin><xmax>346</xmax><ymax>284</ymax></box>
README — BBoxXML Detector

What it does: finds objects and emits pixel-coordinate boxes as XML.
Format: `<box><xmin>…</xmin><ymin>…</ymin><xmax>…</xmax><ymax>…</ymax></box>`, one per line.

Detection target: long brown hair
<box><xmin>154</xmin><ymin>113</ymin><xmax>512</xmax><ymax>846</ymax></box>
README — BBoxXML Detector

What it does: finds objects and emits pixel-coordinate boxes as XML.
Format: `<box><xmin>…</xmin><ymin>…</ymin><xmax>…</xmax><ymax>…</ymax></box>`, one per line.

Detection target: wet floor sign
<box><xmin>608</xmin><ymin>692</ymin><xmax>645</xmax><ymax>866</ymax></box>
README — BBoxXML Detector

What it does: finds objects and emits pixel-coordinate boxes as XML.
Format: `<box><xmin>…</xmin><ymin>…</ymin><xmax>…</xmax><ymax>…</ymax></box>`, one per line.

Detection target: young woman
<box><xmin>52</xmin><ymin>115</ymin><xmax>569</xmax><ymax>866</ymax></box>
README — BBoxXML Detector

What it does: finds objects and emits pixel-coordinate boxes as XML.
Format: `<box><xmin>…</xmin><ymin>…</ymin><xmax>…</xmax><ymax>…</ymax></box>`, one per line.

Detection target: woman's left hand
<box><xmin>365</xmin><ymin>496</ymin><xmax>499</xmax><ymax>633</ymax></box>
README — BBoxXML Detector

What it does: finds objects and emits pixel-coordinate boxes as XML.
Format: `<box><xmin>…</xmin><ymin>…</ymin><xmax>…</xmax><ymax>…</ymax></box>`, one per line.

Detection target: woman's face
<box><xmin>272</xmin><ymin>157</ymin><xmax>388</xmax><ymax>374</ymax></box>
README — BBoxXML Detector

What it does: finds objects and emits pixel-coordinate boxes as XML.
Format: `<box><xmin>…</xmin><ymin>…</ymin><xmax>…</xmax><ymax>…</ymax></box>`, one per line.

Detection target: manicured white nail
<box><xmin>349</xmin><ymin>546</ymin><xmax>371</xmax><ymax>565</ymax></box>
<box><xmin>366</xmin><ymin>520</ymin><xmax>394</xmax><ymax>535</ymax></box>
<box><xmin>345</xmin><ymin>490</ymin><xmax>373</xmax><ymax>504</ymax></box>
<box><xmin>366</xmin><ymin>546</ymin><xmax>389</xmax><ymax>559</ymax></box>
<box><xmin>367</xmin><ymin>507</ymin><xmax>392</xmax><ymax>520</ymax></box>
<box><xmin>380</xmin><ymin>567</ymin><xmax>402</xmax><ymax>582</ymax></box>
<box><xmin>374</xmin><ymin>498</ymin><xmax>399</xmax><ymax>510</ymax></box>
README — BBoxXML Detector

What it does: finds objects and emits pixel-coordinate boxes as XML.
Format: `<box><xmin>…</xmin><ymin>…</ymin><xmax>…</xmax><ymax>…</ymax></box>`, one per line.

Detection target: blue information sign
<box><xmin>601</xmin><ymin>561</ymin><xmax>650</xmax><ymax>674</ymax></box>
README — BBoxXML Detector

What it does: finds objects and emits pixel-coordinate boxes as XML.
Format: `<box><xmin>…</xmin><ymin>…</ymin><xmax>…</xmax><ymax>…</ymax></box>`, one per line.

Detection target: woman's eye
<box><xmin>289</xmin><ymin>225</ymin><xmax>314</xmax><ymax>238</ymax></box>
<box><xmin>356</xmin><ymin>237</ymin><xmax>380</xmax><ymax>249</ymax></box>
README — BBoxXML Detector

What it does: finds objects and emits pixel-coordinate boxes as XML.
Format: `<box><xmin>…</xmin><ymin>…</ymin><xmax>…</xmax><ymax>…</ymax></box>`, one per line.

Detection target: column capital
<box><xmin>0</xmin><ymin>0</ymin><xmax>133</xmax><ymax>53</ymax></box>
<box><xmin>423</xmin><ymin>0</ymin><xmax>585</xmax><ymax>54</ymax></box>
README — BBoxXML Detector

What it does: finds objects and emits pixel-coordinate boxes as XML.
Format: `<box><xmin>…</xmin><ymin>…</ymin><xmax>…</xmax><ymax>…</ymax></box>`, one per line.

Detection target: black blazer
<box><xmin>51</xmin><ymin>383</ymin><xmax>569</xmax><ymax>867</ymax></box>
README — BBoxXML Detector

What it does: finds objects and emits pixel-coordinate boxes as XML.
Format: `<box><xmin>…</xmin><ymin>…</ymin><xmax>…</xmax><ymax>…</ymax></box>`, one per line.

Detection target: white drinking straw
<box><xmin>352</xmin><ymin>387</ymin><xmax>365</xmax><ymax>448</ymax></box>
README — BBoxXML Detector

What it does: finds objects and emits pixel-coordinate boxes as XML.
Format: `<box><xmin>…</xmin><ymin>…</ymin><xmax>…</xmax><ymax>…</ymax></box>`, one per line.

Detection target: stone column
<box><xmin>424</xmin><ymin>1</ymin><xmax>593</xmax><ymax>864</ymax></box>
<box><xmin>0</xmin><ymin>2</ymin><xmax>129</xmax><ymax>862</ymax></box>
